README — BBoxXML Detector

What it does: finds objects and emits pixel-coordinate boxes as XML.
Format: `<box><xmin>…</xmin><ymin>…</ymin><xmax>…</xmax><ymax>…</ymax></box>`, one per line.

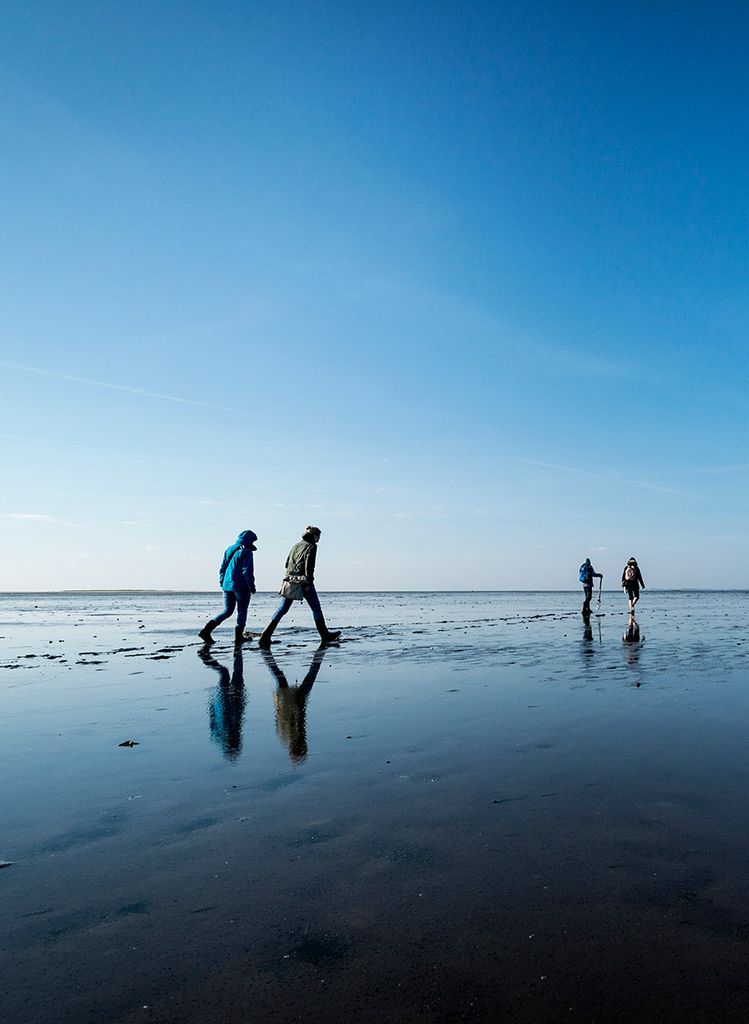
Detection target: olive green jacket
<box><xmin>285</xmin><ymin>540</ymin><xmax>317</xmax><ymax>583</ymax></box>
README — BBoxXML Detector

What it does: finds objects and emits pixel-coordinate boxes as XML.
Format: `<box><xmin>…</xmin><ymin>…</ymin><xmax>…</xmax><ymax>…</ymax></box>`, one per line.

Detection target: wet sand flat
<box><xmin>3</xmin><ymin>591</ymin><xmax>749</xmax><ymax>1023</ymax></box>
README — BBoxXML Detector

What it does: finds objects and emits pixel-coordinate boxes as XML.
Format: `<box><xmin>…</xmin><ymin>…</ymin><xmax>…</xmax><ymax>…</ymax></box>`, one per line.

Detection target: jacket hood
<box><xmin>237</xmin><ymin>530</ymin><xmax>258</xmax><ymax>550</ymax></box>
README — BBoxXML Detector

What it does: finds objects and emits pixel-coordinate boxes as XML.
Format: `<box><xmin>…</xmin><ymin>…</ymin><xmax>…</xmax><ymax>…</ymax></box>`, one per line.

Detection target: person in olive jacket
<box><xmin>199</xmin><ymin>529</ymin><xmax>257</xmax><ymax>646</ymax></box>
<box><xmin>258</xmin><ymin>526</ymin><xmax>341</xmax><ymax>648</ymax></box>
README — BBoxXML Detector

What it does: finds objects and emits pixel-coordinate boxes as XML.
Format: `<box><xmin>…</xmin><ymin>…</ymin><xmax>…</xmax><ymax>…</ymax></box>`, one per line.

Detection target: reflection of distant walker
<box><xmin>622</xmin><ymin>617</ymin><xmax>643</xmax><ymax>666</ymax></box>
<box><xmin>623</xmin><ymin>619</ymin><xmax>641</xmax><ymax>644</ymax></box>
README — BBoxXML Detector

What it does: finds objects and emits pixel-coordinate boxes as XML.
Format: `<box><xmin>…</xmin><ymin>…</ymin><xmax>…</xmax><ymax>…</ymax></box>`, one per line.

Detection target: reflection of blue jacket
<box><xmin>219</xmin><ymin>531</ymin><xmax>257</xmax><ymax>593</ymax></box>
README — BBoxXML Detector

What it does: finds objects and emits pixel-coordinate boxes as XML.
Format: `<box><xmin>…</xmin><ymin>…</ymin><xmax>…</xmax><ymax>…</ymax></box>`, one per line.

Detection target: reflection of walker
<box><xmin>261</xmin><ymin>646</ymin><xmax>327</xmax><ymax>764</ymax></box>
<box><xmin>198</xmin><ymin>648</ymin><xmax>247</xmax><ymax>761</ymax></box>
<box><xmin>622</xmin><ymin>617</ymin><xmax>643</xmax><ymax>666</ymax></box>
<box><xmin>623</xmin><ymin>618</ymin><xmax>641</xmax><ymax>644</ymax></box>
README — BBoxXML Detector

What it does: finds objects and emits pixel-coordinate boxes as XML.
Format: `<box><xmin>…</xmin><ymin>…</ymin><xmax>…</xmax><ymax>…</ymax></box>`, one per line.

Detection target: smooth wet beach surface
<box><xmin>3</xmin><ymin>591</ymin><xmax>749</xmax><ymax>1023</ymax></box>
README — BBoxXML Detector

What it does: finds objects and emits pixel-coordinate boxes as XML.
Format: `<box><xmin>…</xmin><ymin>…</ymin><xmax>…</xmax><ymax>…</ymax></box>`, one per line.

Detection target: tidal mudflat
<box><xmin>3</xmin><ymin>591</ymin><xmax>749</xmax><ymax>1023</ymax></box>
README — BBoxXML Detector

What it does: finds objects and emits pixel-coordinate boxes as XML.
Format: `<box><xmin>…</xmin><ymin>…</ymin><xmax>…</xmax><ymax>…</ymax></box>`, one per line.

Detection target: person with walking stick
<box><xmin>579</xmin><ymin>557</ymin><xmax>603</xmax><ymax>616</ymax></box>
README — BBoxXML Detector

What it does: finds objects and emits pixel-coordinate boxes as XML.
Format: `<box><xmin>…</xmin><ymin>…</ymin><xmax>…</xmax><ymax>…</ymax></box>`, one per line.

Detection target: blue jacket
<box><xmin>219</xmin><ymin>531</ymin><xmax>257</xmax><ymax>593</ymax></box>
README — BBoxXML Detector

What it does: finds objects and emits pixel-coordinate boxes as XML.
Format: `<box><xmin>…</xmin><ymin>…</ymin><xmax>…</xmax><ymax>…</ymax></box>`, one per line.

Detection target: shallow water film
<box><xmin>3</xmin><ymin>590</ymin><xmax>749</xmax><ymax>1023</ymax></box>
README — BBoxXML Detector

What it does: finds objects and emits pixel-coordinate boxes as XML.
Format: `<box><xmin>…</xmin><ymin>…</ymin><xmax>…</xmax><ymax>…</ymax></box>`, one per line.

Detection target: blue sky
<box><xmin>1</xmin><ymin>0</ymin><xmax>748</xmax><ymax>590</ymax></box>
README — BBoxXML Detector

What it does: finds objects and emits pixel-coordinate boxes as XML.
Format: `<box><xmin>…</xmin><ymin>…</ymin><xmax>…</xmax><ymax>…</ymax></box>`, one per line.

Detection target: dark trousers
<box><xmin>213</xmin><ymin>589</ymin><xmax>251</xmax><ymax>630</ymax></box>
<box><xmin>271</xmin><ymin>584</ymin><xmax>324</xmax><ymax>625</ymax></box>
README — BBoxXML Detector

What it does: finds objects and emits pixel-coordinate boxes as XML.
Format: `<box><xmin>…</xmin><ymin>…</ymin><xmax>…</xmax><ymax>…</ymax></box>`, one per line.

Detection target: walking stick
<box><xmin>595</xmin><ymin>576</ymin><xmax>605</xmax><ymax>616</ymax></box>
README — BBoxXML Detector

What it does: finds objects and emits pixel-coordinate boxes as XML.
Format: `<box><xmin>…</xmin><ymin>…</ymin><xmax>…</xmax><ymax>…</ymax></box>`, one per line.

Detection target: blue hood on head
<box><xmin>219</xmin><ymin>532</ymin><xmax>257</xmax><ymax>592</ymax></box>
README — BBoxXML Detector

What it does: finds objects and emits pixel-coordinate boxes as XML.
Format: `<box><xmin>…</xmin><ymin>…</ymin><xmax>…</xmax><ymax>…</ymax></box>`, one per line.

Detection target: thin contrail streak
<box><xmin>0</xmin><ymin>360</ymin><xmax>237</xmax><ymax>412</ymax></box>
<box><xmin>504</xmin><ymin>454</ymin><xmax>690</xmax><ymax>497</ymax></box>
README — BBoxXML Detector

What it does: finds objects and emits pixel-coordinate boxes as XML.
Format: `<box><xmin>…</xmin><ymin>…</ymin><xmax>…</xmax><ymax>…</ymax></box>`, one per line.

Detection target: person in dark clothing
<box><xmin>199</xmin><ymin>529</ymin><xmax>257</xmax><ymax>646</ymax></box>
<box><xmin>621</xmin><ymin>556</ymin><xmax>645</xmax><ymax>614</ymax></box>
<box><xmin>579</xmin><ymin>557</ymin><xmax>603</xmax><ymax>615</ymax></box>
<box><xmin>258</xmin><ymin>526</ymin><xmax>340</xmax><ymax>648</ymax></box>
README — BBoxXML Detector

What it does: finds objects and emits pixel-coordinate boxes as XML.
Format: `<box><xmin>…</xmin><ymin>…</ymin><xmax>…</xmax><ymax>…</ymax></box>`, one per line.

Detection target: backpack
<box><xmin>579</xmin><ymin>563</ymin><xmax>593</xmax><ymax>584</ymax></box>
<box><xmin>624</xmin><ymin>564</ymin><xmax>637</xmax><ymax>583</ymax></box>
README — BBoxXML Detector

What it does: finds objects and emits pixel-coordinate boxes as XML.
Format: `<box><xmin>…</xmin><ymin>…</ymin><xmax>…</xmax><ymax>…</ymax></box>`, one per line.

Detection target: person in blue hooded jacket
<box><xmin>199</xmin><ymin>530</ymin><xmax>257</xmax><ymax>646</ymax></box>
<box><xmin>579</xmin><ymin>557</ymin><xmax>603</xmax><ymax>615</ymax></box>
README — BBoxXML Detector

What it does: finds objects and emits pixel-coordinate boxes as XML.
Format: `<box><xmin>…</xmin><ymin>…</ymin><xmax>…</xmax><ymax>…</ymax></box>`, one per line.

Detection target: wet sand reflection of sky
<box><xmin>3</xmin><ymin>592</ymin><xmax>749</xmax><ymax>1024</ymax></box>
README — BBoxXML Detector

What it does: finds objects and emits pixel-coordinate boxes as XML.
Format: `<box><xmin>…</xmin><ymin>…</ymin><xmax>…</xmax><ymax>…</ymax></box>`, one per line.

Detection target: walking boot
<box><xmin>258</xmin><ymin>620</ymin><xmax>277</xmax><ymax>650</ymax></box>
<box><xmin>315</xmin><ymin>618</ymin><xmax>341</xmax><ymax>645</ymax></box>
<box><xmin>199</xmin><ymin>621</ymin><xmax>216</xmax><ymax>643</ymax></box>
<box><xmin>234</xmin><ymin>626</ymin><xmax>245</xmax><ymax>647</ymax></box>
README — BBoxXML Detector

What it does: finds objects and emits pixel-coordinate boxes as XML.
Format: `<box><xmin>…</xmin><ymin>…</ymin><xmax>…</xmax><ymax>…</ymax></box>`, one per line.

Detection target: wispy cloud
<box><xmin>3</xmin><ymin>512</ymin><xmax>57</xmax><ymax>521</ymax></box>
<box><xmin>0</xmin><ymin>432</ymin><xmax>146</xmax><ymax>460</ymax></box>
<box><xmin>3</xmin><ymin>512</ymin><xmax>83</xmax><ymax>526</ymax></box>
<box><xmin>61</xmin><ymin>551</ymin><xmax>92</xmax><ymax>563</ymax></box>
<box><xmin>696</xmin><ymin>462</ymin><xmax>749</xmax><ymax>475</ymax></box>
<box><xmin>404</xmin><ymin>440</ymin><xmax>692</xmax><ymax>498</ymax></box>
<box><xmin>270</xmin><ymin>256</ymin><xmax>629</xmax><ymax>379</ymax></box>
<box><xmin>502</xmin><ymin>455</ymin><xmax>692</xmax><ymax>497</ymax></box>
<box><xmin>390</xmin><ymin>509</ymin><xmax>449</xmax><ymax>520</ymax></box>
<box><xmin>0</xmin><ymin>361</ymin><xmax>236</xmax><ymax>412</ymax></box>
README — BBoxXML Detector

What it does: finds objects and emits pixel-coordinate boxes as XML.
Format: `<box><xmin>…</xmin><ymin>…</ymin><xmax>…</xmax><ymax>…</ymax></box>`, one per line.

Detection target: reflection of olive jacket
<box><xmin>274</xmin><ymin>686</ymin><xmax>309</xmax><ymax>763</ymax></box>
<box><xmin>285</xmin><ymin>540</ymin><xmax>317</xmax><ymax>583</ymax></box>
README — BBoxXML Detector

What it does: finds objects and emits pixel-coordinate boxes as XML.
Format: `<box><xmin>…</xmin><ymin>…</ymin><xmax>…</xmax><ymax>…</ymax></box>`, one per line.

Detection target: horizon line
<box><xmin>0</xmin><ymin>588</ymin><xmax>745</xmax><ymax>596</ymax></box>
